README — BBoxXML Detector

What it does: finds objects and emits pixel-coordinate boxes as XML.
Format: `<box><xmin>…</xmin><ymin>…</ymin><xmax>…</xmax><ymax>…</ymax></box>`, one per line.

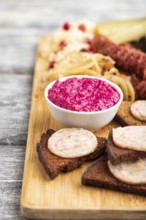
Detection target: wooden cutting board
<box><xmin>21</xmin><ymin>36</ymin><xmax>146</xmax><ymax>220</ymax></box>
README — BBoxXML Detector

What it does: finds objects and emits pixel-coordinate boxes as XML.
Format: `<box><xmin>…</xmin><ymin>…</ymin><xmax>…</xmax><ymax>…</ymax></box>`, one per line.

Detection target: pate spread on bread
<box><xmin>112</xmin><ymin>126</ymin><xmax>146</xmax><ymax>151</ymax></box>
<box><xmin>108</xmin><ymin>126</ymin><xmax>146</xmax><ymax>185</ymax></box>
<box><xmin>82</xmin><ymin>125</ymin><xmax>146</xmax><ymax>195</ymax></box>
<box><xmin>82</xmin><ymin>156</ymin><xmax>146</xmax><ymax>196</ymax></box>
<box><xmin>108</xmin><ymin>159</ymin><xmax>146</xmax><ymax>185</ymax></box>
<box><xmin>131</xmin><ymin>100</ymin><xmax>146</xmax><ymax>121</ymax></box>
<box><xmin>48</xmin><ymin>128</ymin><xmax>97</xmax><ymax>158</ymax></box>
<box><xmin>37</xmin><ymin>129</ymin><xmax>106</xmax><ymax>179</ymax></box>
<box><xmin>116</xmin><ymin>101</ymin><xmax>146</xmax><ymax>126</ymax></box>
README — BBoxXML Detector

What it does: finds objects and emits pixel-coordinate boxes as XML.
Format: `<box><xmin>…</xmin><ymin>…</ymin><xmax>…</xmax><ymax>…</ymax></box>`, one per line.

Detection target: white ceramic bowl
<box><xmin>44</xmin><ymin>75</ymin><xmax>123</xmax><ymax>130</ymax></box>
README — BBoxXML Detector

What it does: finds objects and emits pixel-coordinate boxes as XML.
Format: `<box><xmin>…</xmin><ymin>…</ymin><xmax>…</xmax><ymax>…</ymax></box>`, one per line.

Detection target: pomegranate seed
<box><xmin>62</xmin><ymin>22</ymin><xmax>70</xmax><ymax>30</ymax></box>
<box><xmin>78</xmin><ymin>24</ymin><xmax>86</xmax><ymax>32</ymax></box>
<box><xmin>84</xmin><ymin>38</ymin><xmax>92</xmax><ymax>45</ymax></box>
<box><xmin>88</xmin><ymin>46</ymin><xmax>93</xmax><ymax>52</ymax></box>
<box><xmin>49</xmin><ymin>61</ymin><xmax>56</xmax><ymax>69</ymax></box>
<box><xmin>59</xmin><ymin>40</ymin><xmax>67</xmax><ymax>48</ymax></box>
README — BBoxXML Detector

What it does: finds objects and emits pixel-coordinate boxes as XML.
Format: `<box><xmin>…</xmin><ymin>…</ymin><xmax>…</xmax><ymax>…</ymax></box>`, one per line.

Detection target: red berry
<box><xmin>59</xmin><ymin>40</ymin><xmax>67</xmax><ymax>48</ymax></box>
<box><xmin>78</xmin><ymin>24</ymin><xmax>86</xmax><ymax>32</ymax></box>
<box><xmin>88</xmin><ymin>46</ymin><xmax>93</xmax><ymax>52</ymax></box>
<box><xmin>62</xmin><ymin>22</ymin><xmax>70</xmax><ymax>30</ymax></box>
<box><xmin>49</xmin><ymin>61</ymin><xmax>56</xmax><ymax>69</ymax></box>
<box><xmin>84</xmin><ymin>38</ymin><xmax>92</xmax><ymax>45</ymax></box>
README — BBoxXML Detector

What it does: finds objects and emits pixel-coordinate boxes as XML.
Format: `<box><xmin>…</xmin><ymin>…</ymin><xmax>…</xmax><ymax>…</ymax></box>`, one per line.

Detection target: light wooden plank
<box><xmin>0</xmin><ymin>29</ymin><xmax>46</xmax><ymax>73</ymax></box>
<box><xmin>0</xmin><ymin>145</ymin><xmax>25</xmax><ymax>220</ymax></box>
<box><xmin>0</xmin><ymin>0</ymin><xmax>146</xmax><ymax>27</ymax></box>
<box><xmin>0</xmin><ymin>181</ymin><xmax>26</xmax><ymax>220</ymax></box>
<box><xmin>21</xmin><ymin>36</ymin><xmax>146</xmax><ymax>220</ymax></box>
<box><xmin>0</xmin><ymin>74</ymin><xmax>32</xmax><ymax>145</ymax></box>
<box><xmin>0</xmin><ymin>145</ymin><xmax>25</xmax><ymax>181</ymax></box>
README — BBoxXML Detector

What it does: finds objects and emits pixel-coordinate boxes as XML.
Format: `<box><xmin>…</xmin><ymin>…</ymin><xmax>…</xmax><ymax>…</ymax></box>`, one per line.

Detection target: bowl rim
<box><xmin>44</xmin><ymin>75</ymin><xmax>123</xmax><ymax>115</ymax></box>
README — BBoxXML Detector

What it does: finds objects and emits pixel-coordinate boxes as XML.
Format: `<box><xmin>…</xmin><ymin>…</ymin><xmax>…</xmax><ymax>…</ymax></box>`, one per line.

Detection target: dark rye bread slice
<box><xmin>115</xmin><ymin>101</ymin><xmax>146</xmax><ymax>126</ymax></box>
<box><xmin>37</xmin><ymin>129</ymin><xmax>107</xmax><ymax>179</ymax></box>
<box><xmin>107</xmin><ymin>129</ymin><xmax>146</xmax><ymax>165</ymax></box>
<box><xmin>82</xmin><ymin>156</ymin><xmax>146</xmax><ymax>196</ymax></box>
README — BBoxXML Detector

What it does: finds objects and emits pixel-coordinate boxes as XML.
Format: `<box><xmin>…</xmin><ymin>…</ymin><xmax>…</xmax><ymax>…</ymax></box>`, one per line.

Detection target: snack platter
<box><xmin>21</xmin><ymin>20</ymin><xmax>146</xmax><ymax>219</ymax></box>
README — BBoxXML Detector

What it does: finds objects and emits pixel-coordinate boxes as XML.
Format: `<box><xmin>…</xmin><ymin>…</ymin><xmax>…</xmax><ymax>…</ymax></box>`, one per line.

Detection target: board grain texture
<box><xmin>21</xmin><ymin>36</ymin><xmax>146</xmax><ymax>220</ymax></box>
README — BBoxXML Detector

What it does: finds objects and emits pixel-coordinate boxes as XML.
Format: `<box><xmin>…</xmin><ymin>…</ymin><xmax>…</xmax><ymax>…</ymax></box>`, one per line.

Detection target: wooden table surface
<box><xmin>0</xmin><ymin>0</ymin><xmax>146</xmax><ymax>219</ymax></box>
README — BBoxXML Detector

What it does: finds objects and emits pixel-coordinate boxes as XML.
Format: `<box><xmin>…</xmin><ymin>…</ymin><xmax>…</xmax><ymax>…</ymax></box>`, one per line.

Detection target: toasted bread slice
<box><xmin>37</xmin><ymin>129</ymin><xmax>107</xmax><ymax>179</ymax></box>
<box><xmin>107</xmin><ymin>129</ymin><xmax>146</xmax><ymax>165</ymax></box>
<box><xmin>115</xmin><ymin>101</ymin><xmax>146</xmax><ymax>126</ymax></box>
<box><xmin>82</xmin><ymin>156</ymin><xmax>146</xmax><ymax>196</ymax></box>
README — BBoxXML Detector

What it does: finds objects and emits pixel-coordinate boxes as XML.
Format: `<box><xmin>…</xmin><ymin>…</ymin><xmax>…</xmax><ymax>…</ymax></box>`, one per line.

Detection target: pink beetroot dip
<box><xmin>48</xmin><ymin>77</ymin><xmax>120</xmax><ymax>112</ymax></box>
